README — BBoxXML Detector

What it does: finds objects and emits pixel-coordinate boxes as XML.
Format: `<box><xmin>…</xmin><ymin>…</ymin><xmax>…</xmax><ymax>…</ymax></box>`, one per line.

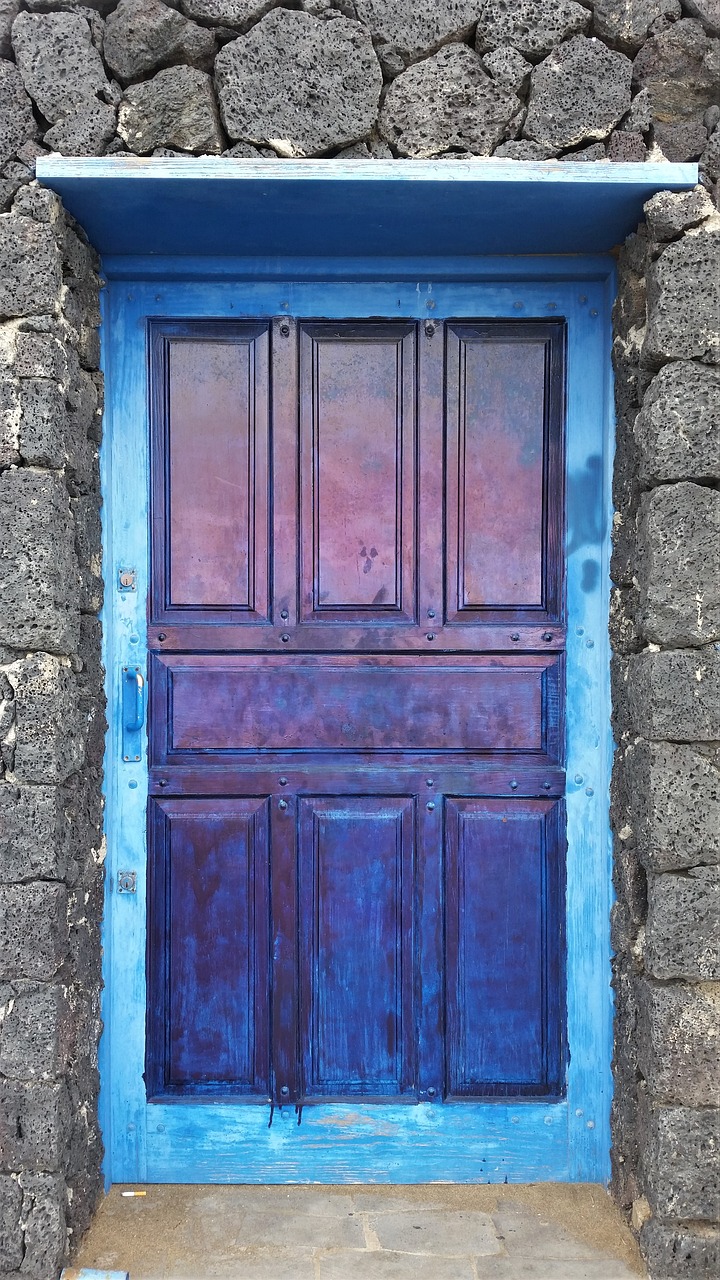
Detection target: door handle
<box><xmin>122</xmin><ymin>667</ymin><xmax>145</xmax><ymax>761</ymax></box>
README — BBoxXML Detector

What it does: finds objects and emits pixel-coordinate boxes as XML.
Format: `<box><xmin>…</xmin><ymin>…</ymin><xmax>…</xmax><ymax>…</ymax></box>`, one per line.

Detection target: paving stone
<box><xmin>371</xmin><ymin>1209</ymin><xmax>501</xmax><ymax>1256</ymax></box>
<box><xmin>119</xmin><ymin>65</ymin><xmax>224</xmax><ymax>155</ymax></box>
<box><xmin>637</xmin><ymin>482</ymin><xmax>720</xmax><ymax>645</ymax></box>
<box><xmin>632</xmin><ymin>18</ymin><xmax>720</xmax><ymax>128</ymax></box>
<box><xmin>475</xmin><ymin>0</ymin><xmax>590</xmax><ymax>62</ymax></box>
<box><xmin>379</xmin><ymin>43</ymin><xmax>523</xmax><ymax>158</ymax></box>
<box><xmin>11</xmin><ymin>10</ymin><xmax>110</xmax><ymax>125</ymax></box>
<box><xmin>490</xmin><ymin>1202</ymin><xmax>602</xmax><ymax>1261</ymax></box>
<box><xmin>224</xmin><ymin>1208</ymin><xmax>366</xmax><ymax>1249</ymax></box>
<box><xmin>180</xmin><ymin>0</ymin><xmax>279</xmax><ymax>29</ymax></box>
<box><xmin>523</xmin><ymin>36</ymin><xmax>633</xmax><ymax>151</ymax></box>
<box><xmin>354</xmin><ymin>0</ymin><xmax>479</xmax><ymax>74</ymax></box>
<box><xmin>645</xmin><ymin>865</ymin><xmax>720</xmax><ymax>980</ymax></box>
<box><xmin>643</xmin><ymin>226</ymin><xmax>720</xmax><ymax>367</ymax></box>
<box><xmin>624</xmin><ymin>740</ymin><xmax>720</xmax><ymax>872</ymax></box>
<box><xmin>468</xmin><ymin>1261</ymin><xmax>641</xmax><ymax>1278</ymax></box>
<box><xmin>319</xmin><ymin>1255</ymin><xmax>476</xmax><ymax>1280</ymax></box>
<box><xmin>0</xmin><ymin>58</ymin><xmax>38</xmax><ymax>170</ymax></box>
<box><xmin>215</xmin><ymin>9</ymin><xmax>382</xmax><ymax>157</ymax></box>
<box><xmin>593</xmin><ymin>0</ymin><xmax>682</xmax><ymax>54</ymax></box>
<box><xmin>634</xmin><ymin>360</ymin><xmax>720</xmax><ymax>484</ymax></box>
<box><xmin>637</xmin><ymin>978</ymin><xmax>720</xmax><ymax>1106</ymax></box>
<box><xmin>104</xmin><ymin>0</ymin><xmax>217</xmax><ymax>84</ymax></box>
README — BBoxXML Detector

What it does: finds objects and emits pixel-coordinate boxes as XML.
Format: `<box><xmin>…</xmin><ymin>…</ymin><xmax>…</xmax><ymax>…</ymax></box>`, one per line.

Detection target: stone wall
<box><xmin>0</xmin><ymin>2</ymin><xmax>718</xmax><ymax>1278</ymax></box>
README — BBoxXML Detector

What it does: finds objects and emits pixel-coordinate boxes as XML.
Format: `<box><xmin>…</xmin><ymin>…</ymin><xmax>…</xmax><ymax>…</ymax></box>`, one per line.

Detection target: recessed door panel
<box><xmin>445</xmin><ymin>322</ymin><xmax>564</xmax><ymax>624</ymax></box>
<box><xmin>146</xmin><ymin>797</ymin><xmax>271</xmax><ymax>1098</ymax></box>
<box><xmin>445</xmin><ymin>797</ymin><xmax>565</xmax><ymax>1097</ymax></box>
<box><xmin>299</xmin><ymin>322</ymin><xmax>417</xmax><ymax>623</ymax></box>
<box><xmin>150</xmin><ymin>322</ymin><xmax>270</xmax><ymax>625</ymax></box>
<box><xmin>298</xmin><ymin>796</ymin><xmax>415</xmax><ymax>1098</ymax></box>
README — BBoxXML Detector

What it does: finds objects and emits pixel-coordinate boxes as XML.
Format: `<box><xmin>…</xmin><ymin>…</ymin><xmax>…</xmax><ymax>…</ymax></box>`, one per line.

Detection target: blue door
<box><xmin>102</xmin><ymin>269</ymin><xmax>613</xmax><ymax>1184</ymax></box>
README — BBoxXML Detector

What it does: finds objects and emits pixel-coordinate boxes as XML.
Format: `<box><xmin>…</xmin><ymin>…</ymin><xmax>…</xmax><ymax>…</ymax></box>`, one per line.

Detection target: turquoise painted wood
<box><xmin>37</xmin><ymin>156</ymin><xmax>696</xmax><ymax>258</ymax></box>
<box><xmin>100</xmin><ymin>265</ymin><xmax>615</xmax><ymax>1185</ymax></box>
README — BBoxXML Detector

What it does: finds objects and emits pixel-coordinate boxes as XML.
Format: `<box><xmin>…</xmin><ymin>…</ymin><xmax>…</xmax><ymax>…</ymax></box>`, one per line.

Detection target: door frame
<box><xmin>100</xmin><ymin>258</ymin><xmax>615</xmax><ymax>1185</ymax></box>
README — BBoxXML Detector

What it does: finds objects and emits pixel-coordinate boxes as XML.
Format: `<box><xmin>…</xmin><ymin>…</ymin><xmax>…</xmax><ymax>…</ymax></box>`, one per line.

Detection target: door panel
<box><xmin>298</xmin><ymin>796</ymin><xmax>415</xmax><ymax>1098</ymax></box>
<box><xmin>445</xmin><ymin>322</ymin><xmax>564</xmax><ymax>625</ymax></box>
<box><xmin>153</xmin><ymin>652</ymin><xmax>563</xmax><ymax>760</ymax></box>
<box><xmin>150</xmin><ymin>322</ymin><xmax>271</xmax><ymax>626</ymax></box>
<box><xmin>445</xmin><ymin>797</ymin><xmax>565</xmax><ymax>1098</ymax></box>
<box><xmin>146</xmin><ymin>797</ymin><xmax>271</xmax><ymax>1099</ymax></box>
<box><xmin>299</xmin><ymin>322</ymin><xmax>417</xmax><ymax>623</ymax></box>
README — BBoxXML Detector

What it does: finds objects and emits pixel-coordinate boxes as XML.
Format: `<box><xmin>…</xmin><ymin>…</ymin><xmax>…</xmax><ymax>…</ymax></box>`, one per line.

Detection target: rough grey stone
<box><xmin>640</xmin><ymin>1220</ymin><xmax>720</xmax><ymax>1280</ymax></box>
<box><xmin>634</xmin><ymin>360</ymin><xmax>720</xmax><ymax>484</ymax></box>
<box><xmin>621</xmin><ymin>86</ymin><xmax>653</xmax><ymax>132</ymax></box>
<box><xmin>0</xmin><ymin>783</ymin><xmax>80</xmax><ymax>883</ymax></box>
<box><xmin>17</xmin><ymin>1172</ymin><xmax>66</xmax><ymax>1278</ymax></box>
<box><xmin>645</xmin><ymin>865</ymin><xmax>720</xmax><ymax>980</ymax></box>
<box><xmin>7</xmin><ymin>653</ymin><xmax>86</xmax><ymax>784</ymax></box>
<box><xmin>0</xmin><ymin>1174</ymin><xmax>22</xmax><ymax>1270</ymax></box>
<box><xmin>0</xmin><ymin>469</ymin><xmax>81</xmax><ymax>654</ymax></box>
<box><xmin>118</xmin><ymin>65</ymin><xmax>224</xmax><ymax>155</ymax></box>
<box><xmin>12</xmin><ymin>330</ymin><xmax>68</xmax><ymax>381</ymax></box>
<box><xmin>43</xmin><ymin>99</ymin><xmax>117</xmax><ymax>156</ymax></box>
<box><xmin>706</xmin><ymin>103</ymin><xmax>720</xmax><ymax>130</ymax></box>
<box><xmin>655</xmin><ymin>117</ymin><xmax>709</xmax><ymax>161</ymax></box>
<box><xmin>637</xmin><ymin>978</ymin><xmax>720</xmax><ymax>1105</ymax></box>
<box><xmin>594</xmin><ymin>0</ymin><xmax>682</xmax><ymax>55</ymax></box>
<box><xmin>0</xmin><ymin>0</ymin><xmax>20</xmax><ymax>59</ymax></box>
<box><xmin>379</xmin><ymin>44</ymin><xmax>523</xmax><ymax>158</ymax></box>
<box><xmin>632</xmin><ymin>18</ymin><xmax>720</xmax><ymax>128</ymax></box>
<box><xmin>0</xmin><ymin>175</ymin><xmax>24</xmax><ymax>213</ymax></box>
<box><xmin>216</xmin><ymin>10</ymin><xmax>382</xmax><ymax>157</ymax></box>
<box><xmin>684</xmin><ymin>0</ymin><xmax>720</xmax><ymax>37</ymax></box>
<box><xmin>0</xmin><ymin>984</ymin><xmax>71</xmax><ymax>1081</ymax></box>
<box><xmin>475</xmin><ymin>0</ymin><xmax>590</xmax><ymax>62</ymax></box>
<box><xmin>560</xmin><ymin>141</ymin><xmax>607</xmax><ymax>159</ymax></box>
<box><xmin>354</xmin><ymin>0</ymin><xmax>479</xmax><ymax>73</ymax></box>
<box><xmin>702</xmin><ymin>126</ymin><xmax>720</xmax><ymax>180</ymax></box>
<box><xmin>482</xmin><ymin>45</ymin><xmax>532</xmax><ymax>95</ymax></box>
<box><xmin>523</xmin><ymin>37</ymin><xmax>633</xmax><ymax>151</ymax></box>
<box><xmin>11</xmin><ymin>11</ymin><xmax>110</xmax><ymax>125</ymax></box>
<box><xmin>0</xmin><ymin>59</ymin><xmax>38</xmax><ymax>171</ymax></box>
<box><xmin>17</xmin><ymin>377</ymin><xmax>71</xmax><ymax>468</ymax></box>
<box><xmin>643</xmin><ymin>226</ymin><xmax>720</xmax><ymax>368</ymax></box>
<box><xmin>620</xmin><ymin>646</ymin><xmax>720</xmax><ymax>740</ymax></box>
<box><xmin>493</xmin><ymin>139</ymin><xmax>556</xmax><ymax>159</ymax></box>
<box><xmin>104</xmin><ymin>0</ymin><xmax>217</xmax><ymax>84</ymax></box>
<box><xmin>638</xmin><ymin>482</ymin><xmax>720</xmax><ymax>646</ymax></box>
<box><xmin>180</xmin><ymin>0</ymin><xmax>278</xmax><ymax>29</ymax></box>
<box><xmin>642</xmin><ymin>1103</ymin><xmax>720</xmax><ymax>1218</ymax></box>
<box><xmin>607</xmin><ymin>128</ymin><xmax>647</xmax><ymax>160</ymax></box>
<box><xmin>645</xmin><ymin>184</ymin><xmax>716</xmax><ymax>240</ymax></box>
<box><xmin>625</xmin><ymin>741</ymin><xmax>720</xmax><ymax>872</ymax></box>
<box><xmin>0</xmin><ymin>215</ymin><xmax>62</xmax><ymax>319</ymax></box>
<box><xmin>0</xmin><ymin>883</ymin><xmax>69</xmax><ymax>981</ymax></box>
<box><xmin>222</xmin><ymin>140</ymin><xmax>277</xmax><ymax>157</ymax></box>
<box><xmin>11</xmin><ymin>180</ymin><xmax>62</xmax><ymax>225</ymax></box>
<box><xmin>0</xmin><ymin>1081</ymin><xmax>71</xmax><ymax>1172</ymax></box>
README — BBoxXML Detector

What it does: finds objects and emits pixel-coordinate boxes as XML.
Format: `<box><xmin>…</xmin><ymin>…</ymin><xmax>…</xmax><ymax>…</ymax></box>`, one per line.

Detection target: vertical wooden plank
<box><xmin>416</xmin><ymin>789</ymin><xmax>444</xmax><ymax>1102</ymax></box>
<box><xmin>271</xmin><ymin>316</ymin><xmax>299</xmax><ymax>627</ymax></box>
<box><xmin>270</xmin><ymin>792</ymin><xmax>299</xmax><ymax>1105</ymax></box>
<box><xmin>418</xmin><ymin>317</ymin><xmax>444</xmax><ymax>636</ymax></box>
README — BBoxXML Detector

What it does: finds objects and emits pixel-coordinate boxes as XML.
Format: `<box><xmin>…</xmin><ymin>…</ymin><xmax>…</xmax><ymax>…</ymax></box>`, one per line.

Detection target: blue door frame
<box><xmin>100</xmin><ymin>258</ymin><xmax>615</xmax><ymax>1185</ymax></box>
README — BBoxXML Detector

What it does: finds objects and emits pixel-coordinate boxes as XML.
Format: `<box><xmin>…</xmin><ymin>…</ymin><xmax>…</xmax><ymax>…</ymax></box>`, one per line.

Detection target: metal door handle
<box><xmin>123</xmin><ymin>668</ymin><xmax>145</xmax><ymax>730</ymax></box>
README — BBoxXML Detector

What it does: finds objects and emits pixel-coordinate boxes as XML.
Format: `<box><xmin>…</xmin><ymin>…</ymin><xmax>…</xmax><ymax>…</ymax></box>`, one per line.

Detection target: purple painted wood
<box><xmin>444</xmin><ymin>798</ymin><xmax>565</xmax><ymax>1097</ymax></box>
<box><xmin>157</xmin><ymin>653</ymin><xmax>561</xmax><ymax>755</ymax></box>
<box><xmin>299</xmin><ymin>322</ymin><xmax>417</xmax><ymax>622</ymax></box>
<box><xmin>298</xmin><ymin>796</ymin><xmax>416</xmax><ymax>1098</ymax></box>
<box><xmin>146</xmin><ymin>317</ymin><xmax>568</xmax><ymax>1107</ymax></box>
<box><xmin>146</xmin><ymin>798</ymin><xmax>270</xmax><ymax>1099</ymax></box>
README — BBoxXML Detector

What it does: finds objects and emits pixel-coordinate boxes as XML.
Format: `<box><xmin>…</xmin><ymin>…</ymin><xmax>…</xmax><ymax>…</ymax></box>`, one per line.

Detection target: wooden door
<box><xmin>145</xmin><ymin>316</ymin><xmax>566</xmax><ymax>1109</ymax></box>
